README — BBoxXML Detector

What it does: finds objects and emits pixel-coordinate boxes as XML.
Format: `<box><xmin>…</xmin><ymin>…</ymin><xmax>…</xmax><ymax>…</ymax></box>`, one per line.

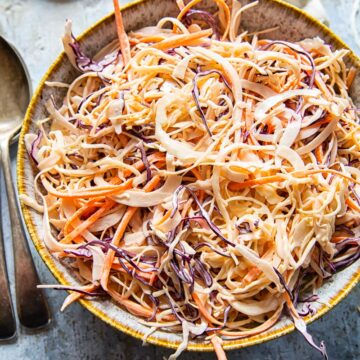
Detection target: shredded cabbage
<box><xmin>26</xmin><ymin>1</ymin><xmax>360</xmax><ymax>359</ymax></box>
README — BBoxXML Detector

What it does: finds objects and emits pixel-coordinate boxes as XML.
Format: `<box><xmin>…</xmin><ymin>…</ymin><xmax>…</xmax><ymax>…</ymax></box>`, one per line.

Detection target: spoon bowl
<box><xmin>0</xmin><ymin>36</ymin><xmax>31</xmax><ymax>138</ymax></box>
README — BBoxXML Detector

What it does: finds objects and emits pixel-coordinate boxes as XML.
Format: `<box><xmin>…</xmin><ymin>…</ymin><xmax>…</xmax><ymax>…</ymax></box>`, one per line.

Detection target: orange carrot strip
<box><xmin>101</xmin><ymin>175</ymin><xmax>161</xmax><ymax>290</ymax></box>
<box><xmin>60</xmin><ymin>284</ymin><xmax>99</xmax><ymax>311</ymax></box>
<box><xmin>137</xmin><ymin>35</ymin><xmax>167</xmax><ymax>43</ymax></box>
<box><xmin>243</xmin><ymin>247</ymin><xmax>273</xmax><ymax>284</ymax></box>
<box><xmin>108</xmin><ymin>286</ymin><xmax>175</xmax><ymax>321</ymax></box>
<box><xmin>347</xmin><ymin>67</ymin><xmax>356</xmax><ymax>88</ymax></box>
<box><xmin>63</xmin><ymin>198</ymin><xmax>106</xmax><ymax>235</ymax></box>
<box><xmin>308</xmin><ymin>114</ymin><xmax>334</xmax><ymax>128</ymax></box>
<box><xmin>243</xmin><ymin>267</ymin><xmax>262</xmax><ymax>284</ymax></box>
<box><xmin>304</xmin><ymin>169</ymin><xmax>360</xmax><ymax>185</ymax></box>
<box><xmin>152</xmin><ymin>29</ymin><xmax>212</xmax><ymax>51</ymax></box>
<box><xmin>346</xmin><ymin>197</ymin><xmax>360</xmax><ymax>212</ymax></box>
<box><xmin>229</xmin><ymin>168</ymin><xmax>360</xmax><ymax>191</ymax></box>
<box><xmin>192</xmin><ymin>292</ymin><xmax>222</xmax><ymax>325</ymax></box>
<box><xmin>315</xmin><ymin>72</ymin><xmax>332</xmax><ymax>99</ymax></box>
<box><xmin>123</xmin><ymin>152</ymin><xmax>165</xmax><ymax>177</ymax></box>
<box><xmin>43</xmin><ymin>177</ymin><xmax>133</xmax><ymax>199</ymax></box>
<box><xmin>61</xmin><ymin>200</ymin><xmax>113</xmax><ymax>243</ymax></box>
<box><xmin>315</xmin><ymin>145</ymin><xmax>323</xmax><ymax>164</ymax></box>
<box><xmin>113</xmin><ymin>0</ymin><xmax>131</xmax><ymax>66</ymax></box>
<box><xmin>108</xmin><ymin>286</ymin><xmax>154</xmax><ymax>318</ymax></box>
<box><xmin>155</xmin><ymin>208</ymin><xmax>172</xmax><ymax>226</ymax></box>
<box><xmin>191</xmin><ymin>168</ymin><xmax>202</xmax><ymax>180</ymax></box>
<box><xmin>331</xmin><ymin>236</ymin><xmax>348</xmax><ymax>243</ymax></box>
<box><xmin>210</xmin><ymin>336</ymin><xmax>227</xmax><ymax>360</ymax></box>
<box><xmin>228</xmin><ymin>174</ymin><xmax>284</xmax><ymax>191</ymax></box>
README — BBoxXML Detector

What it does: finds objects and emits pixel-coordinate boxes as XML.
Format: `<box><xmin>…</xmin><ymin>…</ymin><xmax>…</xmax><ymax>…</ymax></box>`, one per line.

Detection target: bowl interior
<box><xmin>18</xmin><ymin>0</ymin><xmax>360</xmax><ymax>351</ymax></box>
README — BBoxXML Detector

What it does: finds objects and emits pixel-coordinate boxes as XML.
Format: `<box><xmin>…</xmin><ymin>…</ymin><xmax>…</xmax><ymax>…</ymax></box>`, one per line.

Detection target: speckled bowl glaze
<box><xmin>17</xmin><ymin>0</ymin><xmax>360</xmax><ymax>352</ymax></box>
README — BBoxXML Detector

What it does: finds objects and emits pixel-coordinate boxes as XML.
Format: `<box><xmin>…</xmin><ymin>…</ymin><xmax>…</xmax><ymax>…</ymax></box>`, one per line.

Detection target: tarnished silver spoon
<box><xmin>0</xmin><ymin>36</ymin><xmax>50</xmax><ymax>332</ymax></box>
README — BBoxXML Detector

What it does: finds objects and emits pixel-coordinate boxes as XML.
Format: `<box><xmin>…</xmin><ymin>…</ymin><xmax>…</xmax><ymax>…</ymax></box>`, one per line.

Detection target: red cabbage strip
<box><xmin>334</xmin><ymin>224</ymin><xmax>355</xmax><ymax>236</ymax></box>
<box><xmin>171</xmin><ymin>186</ymin><xmax>236</xmax><ymax>247</ymax></box>
<box><xmin>349</xmin><ymin>184</ymin><xmax>360</xmax><ymax>205</ymax></box>
<box><xmin>77</xmin><ymin>92</ymin><xmax>94</xmax><ymax>112</ymax></box>
<box><xmin>192</xmin><ymin>70</ymin><xmax>232</xmax><ymax>138</ymax></box>
<box><xmin>298</xmin><ymin>294</ymin><xmax>319</xmax><ymax>303</ymax></box>
<box><xmin>317</xmin><ymin>247</ymin><xmax>332</xmax><ymax>279</ymax></box>
<box><xmin>117</xmin><ymin>256</ymin><xmax>153</xmax><ymax>287</ymax></box>
<box><xmin>273</xmin><ymin>268</ymin><xmax>293</xmax><ymax>300</ymax></box>
<box><xmin>193</xmin><ymin>258</ymin><xmax>213</xmax><ymax>287</ymax></box>
<box><xmin>146</xmin><ymin>294</ymin><xmax>159</xmax><ymax>321</ymax></box>
<box><xmin>126</xmin><ymin>127</ymin><xmax>153</xmax><ymax>143</ymax></box>
<box><xmin>335</xmin><ymin>237</ymin><xmax>360</xmax><ymax>250</ymax></box>
<box><xmin>64</xmin><ymin>248</ymin><xmax>92</xmax><ymax>257</ymax></box>
<box><xmin>183</xmin><ymin>9</ymin><xmax>220</xmax><ymax>40</ymax></box>
<box><xmin>108</xmin><ymin>244</ymin><xmax>158</xmax><ymax>273</ymax></box>
<box><xmin>69</xmin><ymin>36</ymin><xmax>119</xmax><ymax>72</ymax></box>
<box><xmin>138</xmin><ymin>141</ymin><xmax>152</xmax><ymax>183</ymax></box>
<box><xmin>193</xmin><ymin>242</ymin><xmax>230</xmax><ymax>258</ymax></box>
<box><xmin>184</xmin><ymin>303</ymin><xmax>200</xmax><ymax>321</ymax></box>
<box><xmin>261</xmin><ymin>41</ymin><xmax>316</xmax><ymax>88</ymax></box>
<box><xmin>170</xmin><ymin>260</ymin><xmax>193</xmax><ymax>285</ymax></box>
<box><xmin>297</xmin><ymin>303</ymin><xmax>316</xmax><ymax>317</ymax></box>
<box><xmin>76</xmin><ymin>240</ymin><xmax>157</xmax><ymax>273</ymax></box>
<box><xmin>29</xmin><ymin>130</ymin><xmax>42</xmax><ymax>165</ymax></box>
<box><xmin>326</xmin><ymin>237</ymin><xmax>360</xmax><ymax>271</ymax></box>
<box><xmin>165</xmin><ymin>294</ymin><xmax>185</xmax><ymax>323</ymax></box>
<box><xmin>147</xmin><ymin>227</ymin><xmax>192</xmax><ymax>261</ymax></box>
<box><xmin>291</xmin><ymin>315</ymin><xmax>328</xmax><ymax>359</ymax></box>
<box><xmin>207</xmin><ymin>305</ymin><xmax>231</xmax><ymax>331</ymax></box>
<box><xmin>165</xmin><ymin>293</ymin><xmax>200</xmax><ymax>323</ymax></box>
<box><xmin>291</xmin><ymin>269</ymin><xmax>309</xmax><ymax>306</ymax></box>
<box><xmin>51</xmin><ymin>286</ymin><xmax>105</xmax><ymax>297</ymax></box>
<box><xmin>329</xmin><ymin>251</ymin><xmax>360</xmax><ymax>270</ymax></box>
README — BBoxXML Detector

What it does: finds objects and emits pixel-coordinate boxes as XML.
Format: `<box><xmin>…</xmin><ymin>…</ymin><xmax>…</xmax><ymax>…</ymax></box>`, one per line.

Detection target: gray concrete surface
<box><xmin>0</xmin><ymin>0</ymin><xmax>359</xmax><ymax>359</ymax></box>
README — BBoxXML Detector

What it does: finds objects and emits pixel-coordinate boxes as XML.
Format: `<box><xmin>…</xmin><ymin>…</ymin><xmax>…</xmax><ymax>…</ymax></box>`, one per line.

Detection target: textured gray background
<box><xmin>0</xmin><ymin>0</ymin><xmax>359</xmax><ymax>359</ymax></box>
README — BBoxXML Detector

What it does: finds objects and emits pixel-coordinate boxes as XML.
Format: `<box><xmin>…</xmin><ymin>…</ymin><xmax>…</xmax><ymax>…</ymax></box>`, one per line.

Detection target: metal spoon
<box><xmin>0</xmin><ymin>36</ymin><xmax>50</xmax><ymax>331</ymax></box>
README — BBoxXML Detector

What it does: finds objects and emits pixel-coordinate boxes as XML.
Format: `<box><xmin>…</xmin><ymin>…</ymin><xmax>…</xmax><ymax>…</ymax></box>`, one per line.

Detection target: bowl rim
<box><xmin>17</xmin><ymin>0</ymin><xmax>360</xmax><ymax>352</ymax></box>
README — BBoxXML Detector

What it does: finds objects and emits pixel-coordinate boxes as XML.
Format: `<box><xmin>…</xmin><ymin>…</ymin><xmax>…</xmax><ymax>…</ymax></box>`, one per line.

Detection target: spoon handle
<box><xmin>0</xmin><ymin>140</ymin><xmax>50</xmax><ymax>329</ymax></box>
<box><xmin>0</xmin><ymin>192</ymin><xmax>16</xmax><ymax>340</ymax></box>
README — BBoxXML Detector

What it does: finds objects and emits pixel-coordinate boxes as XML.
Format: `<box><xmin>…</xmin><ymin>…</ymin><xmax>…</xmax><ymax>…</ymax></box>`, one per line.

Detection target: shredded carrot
<box><xmin>346</xmin><ymin>197</ymin><xmax>360</xmax><ymax>212</ymax></box>
<box><xmin>63</xmin><ymin>197</ymin><xmax>109</xmax><ymax>235</ymax></box>
<box><xmin>346</xmin><ymin>66</ymin><xmax>356</xmax><ymax>88</ymax></box>
<box><xmin>211</xmin><ymin>335</ymin><xmax>227</xmax><ymax>360</ymax></box>
<box><xmin>60</xmin><ymin>284</ymin><xmax>99</xmax><ymax>312</ymax></box>
<box><xmin>228</xmin><ymin>174</ymin><xmax>284</xmax><ymax>191</ymax></box>
<box><xmin>308</xmin><ymin>114</ymin><xmax>334</xmax><ymax>128</ymax></box>
<box><xmin>193</xmin><ymin>292</ymin><xmax>221</xmax><ymax>325</ymax></box>
<box><xmin>100</xmin><ymin>175</ymin><xmax>161</xmax><ymax>290</ymax></box>
<box><xmin>113</xmin><ymin>0</ymin><xmax>131</xmax><ymax>66</ymax></box>
<box><xmin>315</xmin><ymin>145</ymin><xmax>324</xmax><ymax>163</ymax></box>
<box><xmin>137</xmin><ymin>35</ymin><xmax>167</xmax><ymax>43</ymax></box>
<box><xmin>229</xmin><ymin>168</ymin><xmax>360</xmax><ymax>191</ymax></box>
<box><xmin>331</xmin><ymin>236</ymin><xmax>348</xmax><ymax>243</ymax></box>
<box><xmin>152</xmin><ymin>29</ymin><xmax>213</xmax><ymax>50</ymax></box>
<box><xmin>61</xmin><ymin>200</ymin><xmax>114</xmax><ymax>244</ymax></box>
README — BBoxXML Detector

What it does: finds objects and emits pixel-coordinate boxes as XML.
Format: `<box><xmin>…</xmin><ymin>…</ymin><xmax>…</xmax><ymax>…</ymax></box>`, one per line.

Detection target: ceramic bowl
<box><xmin>17</xmin><ymin>0</ymin><xmax>360</xmax><ymax>352</ymax></box>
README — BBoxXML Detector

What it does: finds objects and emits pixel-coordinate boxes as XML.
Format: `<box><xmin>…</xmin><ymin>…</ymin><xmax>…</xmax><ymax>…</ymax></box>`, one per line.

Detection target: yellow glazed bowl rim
<box><xmin>17</xmin><ymin>0</ymin><xmax>360</xmax><ymax>352</ymax></box>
